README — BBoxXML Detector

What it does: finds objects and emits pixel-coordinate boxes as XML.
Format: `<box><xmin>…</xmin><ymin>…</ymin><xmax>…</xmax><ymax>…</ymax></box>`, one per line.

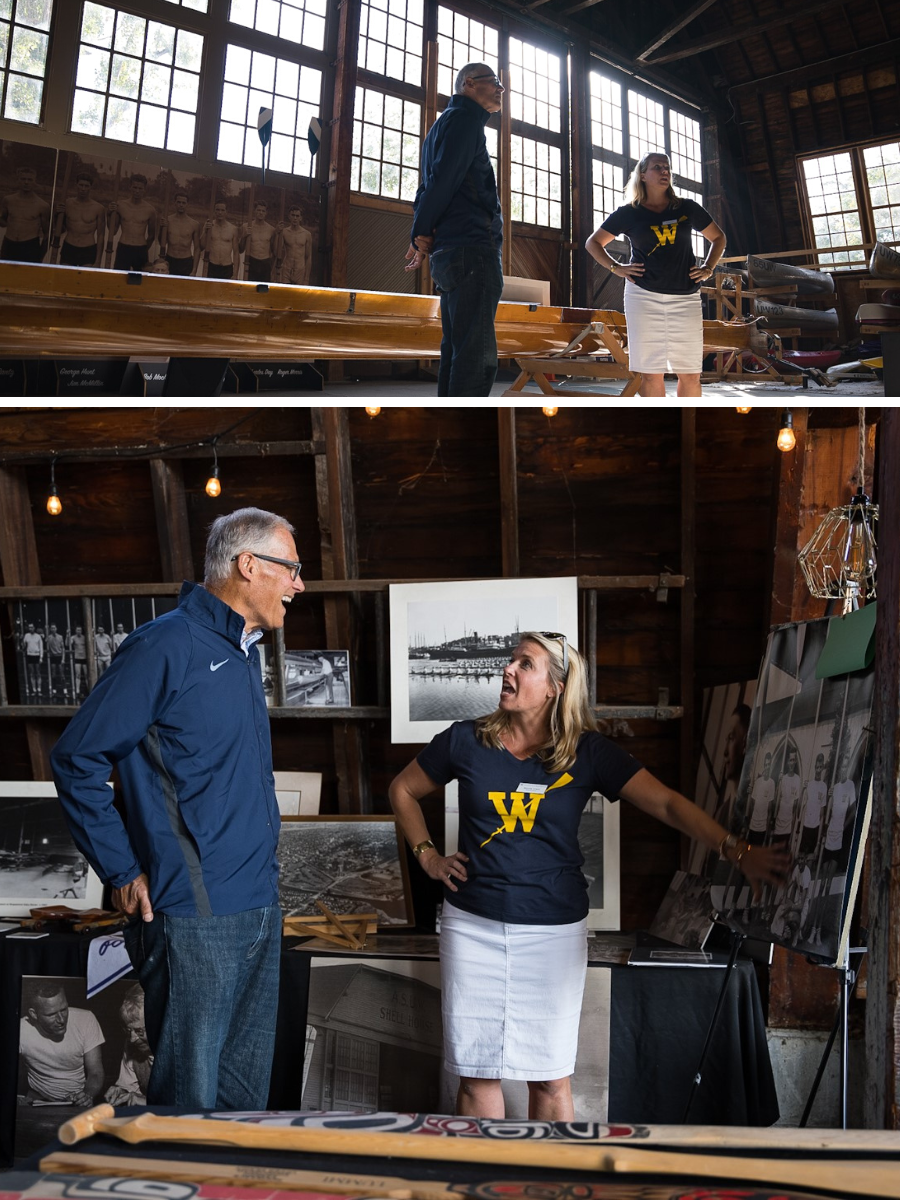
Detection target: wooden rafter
<box><xmin>635</xmin><ymin>0</ymin><xmax>720</xmax><ymax>63</ymax></box>
<box><xmin>562</xmin><ymin>0</ymin><xmax>612</xmax><ymax>15</ymax></box>
<box><xmin>642</xmin><ymin>0</ymin><xmax>848</xmax><ymax>65</ymax></box>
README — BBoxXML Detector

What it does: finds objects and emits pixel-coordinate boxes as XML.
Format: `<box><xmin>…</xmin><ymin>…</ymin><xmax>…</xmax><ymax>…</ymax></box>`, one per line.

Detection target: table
<box><xmin>1</xmin><ymin>931</ymin><xmax>778</xmax><ymax>1165</ymax></box>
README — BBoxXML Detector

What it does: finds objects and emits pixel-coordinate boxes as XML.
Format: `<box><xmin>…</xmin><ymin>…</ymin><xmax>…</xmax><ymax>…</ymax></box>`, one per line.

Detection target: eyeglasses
<box><xmin>540</xmin><ymin>631</ymin><xmax>568</xmax><ymax>677</ymax></box>
<box><xmin>231</xmin><ymin>552</ymin><xmax>302</xmax><ymax>581</ymax></box>
<box><xmin>469</xmin><ymin>73</ymin><xmax>503</xmax><ymax>87</ymax></box>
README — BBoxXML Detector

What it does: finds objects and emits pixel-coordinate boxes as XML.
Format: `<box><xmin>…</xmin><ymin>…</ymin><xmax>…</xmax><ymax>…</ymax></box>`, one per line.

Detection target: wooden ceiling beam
<box><xmin>643</xmin><ymin>0</ymin><xmax>848</xmax><ymax>65</ymax></box>
<box><xmin>0</xmin><ymin>441</ymin><xmax>319</xmax><ymax>464</ymax></box>
<box><xmin>728</xmin><ymin>37</ymin><xmax>900</xmax><ymax>92</ymax></box>
<box><xmin>636</xmin><ymin>0</ymin><xmax>720</xmax><ymax>63</ymax></box>
<box><xmin>561</xmin><ymin>0</ymin><xmax>613</xmax><ymax>15</ymax></box>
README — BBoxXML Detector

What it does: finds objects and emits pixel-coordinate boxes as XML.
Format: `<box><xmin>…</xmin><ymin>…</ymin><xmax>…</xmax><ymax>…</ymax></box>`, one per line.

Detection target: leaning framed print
<box><xmin>389</xmin><ymin>576</ymin><xmax>579</xmax><ymax>743</ymax></box>
<box><xmin>278</xmin><ymin>816</ymin><xmax>414</xmax><ymax>927</ymax></box>
<box><xmin>0</xmin><ymin>783</ymin><xmax>104</xmax><ymax>917</ymax></box>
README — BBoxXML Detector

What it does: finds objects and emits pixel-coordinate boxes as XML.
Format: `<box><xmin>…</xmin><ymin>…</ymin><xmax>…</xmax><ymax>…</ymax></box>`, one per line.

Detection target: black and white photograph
<box><xmin>389</xmin><ymin>577</ymin><xmax>579</xmax><ymax>743</ymax></box>
<box><xmin>16</xmin><ymin>975</ymin><xmax>148</xmax><ymax>1159</ymax></box>
<box><xmin>709</xmin><ymin>618</ymin><xmax>875</xmax><ymax>964</ymax></box>
<box><xmin>578</xmin><ymin>791</ymin><xmax>621</xmax><ymax>930</ymax></box>
<box><xmin>273</xmin><ymin>770</ymin><xmax>323</xmax><ymax>817</ymax></box>
<box><xmin>649</xmin><ymin>870</ymin><xmax>715</xmax><ymax>950</ymax></box>
<box><xmin>685</xmin><ymin>680</ymin><xmax>758</xmax><ymax>877</ymax></box>
<box><xmin>303</xmin><ymin>957</ymin><xmax>443</xmax><ymax>1113</ymax></box>
<box><xmin>278</xmin><ymin>816</ymin><xmax>413</xmax><ymax>927</ymax></box>
<box><xmin>0</xmin><ymin>783</ymin><xmax>103</xmax><ymax>917</ymax></box>
<box><xmin>90</xmin><ymin>595</ymin><xmax>177</xmax><ymax>679</ymax></box>
<box><xmin>259</xmin><ymin>646</ymin><xmax>351</xmax><ymax>707</ymax></box>
<box><xmin>302</xmin><ymin>953</ymin><xmax>612</xmax><ymax>1121</ymax></box>
<box><xmin>13</xmin><ymin>595</ymin><xmax>176</xmax><ymax>705</ymax></box>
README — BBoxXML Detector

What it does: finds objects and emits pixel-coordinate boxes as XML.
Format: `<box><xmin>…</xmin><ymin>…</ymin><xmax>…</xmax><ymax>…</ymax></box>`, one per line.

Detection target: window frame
<box><xmin>798</xmin><ymin>137</ymin><xmax>900</xmax><ymax>271</ymax></box>
<box><xmin>1</xmin><ymin>0</ymin><xmax>56</xmax><ymax>127</ymax></box>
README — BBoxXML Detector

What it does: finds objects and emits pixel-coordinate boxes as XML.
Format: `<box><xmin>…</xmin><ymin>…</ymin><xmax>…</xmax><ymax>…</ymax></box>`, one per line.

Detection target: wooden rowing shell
<box><xmin>869</xmin><ymin>241</ymin><xmax>900</xmax><ymax>278</ymax></box>
<box><xmin>755</xmin><ymin>298</ymin><xmax>839</xmax><ymax>332</ymax></box>
<box><xmin>0</xmin><ymin>263</ymin><xmax>767</xmax><ymax>360</ymax></box>
<box><xmin>857</xmin><ymin>302</ymin><xmax>900</xmax><ymax>327</ymax></box>
<box><xmin>747</xmin><ymin>254</ymin><xmax>835</xmax><ymax>295</ymax></box>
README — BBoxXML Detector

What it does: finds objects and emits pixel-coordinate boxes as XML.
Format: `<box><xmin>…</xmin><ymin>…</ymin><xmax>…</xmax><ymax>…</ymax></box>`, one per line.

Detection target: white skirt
<box><xmin>439</xmin><ymin>902</ymin><xmax>588</xmax><ymax>1081</ymax></box>
<box><xmin>624</xmin><ymin>280</ymin><xmax>703</xmax><ymax>374</ymax></box>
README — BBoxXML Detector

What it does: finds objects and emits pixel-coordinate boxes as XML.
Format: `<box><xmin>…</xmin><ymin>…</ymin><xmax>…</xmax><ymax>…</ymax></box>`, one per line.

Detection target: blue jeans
<box><xmin>124</xmin><ymin>904</ymin><xmax>281</xmax><ymax>1108</ymax></box>
<box><xmin>429</xmin><ymin>244</ymin><xmax>503</xmax><ymax>396</ymax></box>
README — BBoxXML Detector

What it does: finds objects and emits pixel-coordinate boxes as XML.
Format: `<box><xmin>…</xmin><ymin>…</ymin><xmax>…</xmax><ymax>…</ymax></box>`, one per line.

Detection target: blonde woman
<box><xmin>389</xmin><ymin>632</ymin><xmax>786</xmax><ymax>1121</ymax></box>
<box><xmin>585</xmin><ymin>152</ymin><xmax>726</xmax><ymax>398</ymax></box>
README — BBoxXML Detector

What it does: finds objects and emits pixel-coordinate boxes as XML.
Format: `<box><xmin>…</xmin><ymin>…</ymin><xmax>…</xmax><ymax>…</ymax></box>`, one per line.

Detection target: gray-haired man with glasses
<box><xmin>405</xmin><ymin>62</ymin><xmax>505</xmax><ymax>396</ymax></box>
<box><xmin>52</xmin><ymin>507</ymin><xmax>304</xmax><ymax>1110</ymax></box>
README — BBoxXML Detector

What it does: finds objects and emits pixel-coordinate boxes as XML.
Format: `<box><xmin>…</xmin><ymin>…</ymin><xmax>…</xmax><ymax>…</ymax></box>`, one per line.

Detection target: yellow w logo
<box><xmin>651</xmin><ymin>223</ymin><xmax>678</xmax><ymax>246</ymax></box>
<box><xmin>480</xmin><ymin>774</ymin><xmax>574</xmax><ymax>847</ymax></box>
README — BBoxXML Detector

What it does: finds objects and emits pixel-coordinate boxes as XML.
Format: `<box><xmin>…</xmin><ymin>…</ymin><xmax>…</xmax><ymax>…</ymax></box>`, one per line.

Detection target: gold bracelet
<box><xmin>735</xmin><ymin>843</ymin><xmax>751</xmax><ymax>867</ymax></box>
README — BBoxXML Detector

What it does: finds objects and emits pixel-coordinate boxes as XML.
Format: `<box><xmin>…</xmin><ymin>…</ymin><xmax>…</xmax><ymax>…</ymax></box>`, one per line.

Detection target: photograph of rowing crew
<box><xmin>13</xmin><ymin>596</ymin><xmax>176</xmax><ymax>705</ymax></box>
<box><xmin>258</xmin><ymin>647</ymin><xmax>351</xmax><ymax>708</ymax></box>
<box><xmin>709</xmin><ymin>619</ymin><xmax>875</xmax><ymax>963</ymax></box>
<box><xmin>1</xmin><ymin>143</ymin><xmax>318</xmax><ymax>284</ymax></box>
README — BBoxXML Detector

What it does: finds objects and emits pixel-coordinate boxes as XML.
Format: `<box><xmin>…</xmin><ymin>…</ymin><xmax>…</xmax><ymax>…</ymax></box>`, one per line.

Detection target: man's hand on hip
<box><xmin>112</xmin><ymin>872</ymin><xmax>153</xmax><ymax>921</ymax></box>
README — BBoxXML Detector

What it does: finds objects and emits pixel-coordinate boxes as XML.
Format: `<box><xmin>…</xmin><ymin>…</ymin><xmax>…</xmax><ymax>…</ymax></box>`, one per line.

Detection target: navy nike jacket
<box><xmin>50</xmin><ymin>582</ymin><xmax>280</xmax><ymax>917</ymax></box>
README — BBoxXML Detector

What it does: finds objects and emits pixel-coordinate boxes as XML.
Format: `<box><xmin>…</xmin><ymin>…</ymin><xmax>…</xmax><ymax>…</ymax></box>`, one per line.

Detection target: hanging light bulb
<box><xmin>205</xmin><ymin>442</ymin><xmax>221</xmax><ymax>497</ymax></box>
<box><xmin>46</xmin><ymin>458</ymin><xmax>62</xmax><ymax>516</ymax></box>
<box><xmin>735</xmin><ymin>406</ymin><xmax>752</xmax><ymax>414</ymax></box>
<box><xmin>798</xmin><ymin>409</ymin><xmax>877</xmax><ymax>614</ymax></box>
<box><xmin>542</xmin><ymin>405</ymin><xmax>559</xmax><ymax>418</ymax></box>
<box><xmin>365</xmin><ymin>406</ymin><xmax>381</xmax><ymax>418</ymax></box>
<box><xmin>776</xmin><ymin>409</ymin><xmax>796</xmax><ymax>452</ymax></box>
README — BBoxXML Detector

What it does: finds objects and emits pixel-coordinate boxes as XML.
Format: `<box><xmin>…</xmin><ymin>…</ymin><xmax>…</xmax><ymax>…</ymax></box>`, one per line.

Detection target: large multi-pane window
<box><xmin>590</xmin><ymin>72</ymin><xmax>621</xmax><ymax>156</ymax></box>
<box><xmin>591</xmin><ymin>159</ymin><xmax>623</xmax><ymax>232</ymax></box>
<box><xmin>627</xmin><ymin>90</ymin><xmax>665</xmax><ymax>163</ymax></box>
<box><xmin>72</xmin><ymin>3</ymin><xmax>203</xmax><ymax>152</ymax></box>
<box><xmin>162</xmin><ymin>0</ymin><xmax>207</xmax><ymax>10</ymax></box>
<box><xmin>800</xmin><ymin>153</ymin><xmax>865</xmax><ymax>266</ymax></box>
<box><xmin>436</xmin><ymin>5</ymin><xmax>497</xmax><ymax>98</ymax></box>
<box><xmin>508</xmin><ymin>36</ymin><xmax>560</xmax><ymax>133</ymax></box>
<box><xmin>1</xmin><ymin>0</ymin><xmax>53</xmax><ymax>125</ymax></box>
<box><xmin>219</xmin><ymin>43</ymin><xmax>321</xmax><ymax>174</ymax></box>
<box><xmin>359</xmin><ymin>0</ymin><xmax>422</xmax><ymax>86</ymax></box>
<box><xmin>669</xmin><ymin>110</ymin><xmax>701</xmax><ymax>184</ymax></box>
<box><xmin>510</xmin><ymin>134</ymin><xmax>561</xmax><ymax>226</ymax></box>
<box><xmin>351</xmin><ymin>85</ymin><xmax>420</xmax><ymax>200</ymax></box>
<box><xmin>863</xmin><ymin>141</ymin><xmax>900</xmax><ymax>244</ymax></box>
<box><xmin>799</xmin><ymin>141</ymin><xmax>900</xmax><ymax>268</ymax></box>
<box><xmin>228</xmin><ymin>0</ymin><xmax>326</xmax><ymax>52</ymax></box>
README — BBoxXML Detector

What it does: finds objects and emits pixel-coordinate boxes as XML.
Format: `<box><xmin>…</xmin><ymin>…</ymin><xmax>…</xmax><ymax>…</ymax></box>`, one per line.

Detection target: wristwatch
<box><xmin>412</xmin><ymin>839</ymin><xmax>436</xmax><ymax>857</ymax></box>
<box><xmin>718</xmin><ymin>832</ymin><xmax>740</xmax><ymax>861</ymax></box>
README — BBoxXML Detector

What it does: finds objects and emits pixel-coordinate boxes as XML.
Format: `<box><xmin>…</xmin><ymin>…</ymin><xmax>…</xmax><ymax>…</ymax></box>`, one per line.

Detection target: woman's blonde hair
<box><xmin>475</xmin><ymin>631</ymin><xmax>596</xmax><ymax>773</ymax></box>
<box><xmin>626</xmin><ymin>152</ymin><xmax>681</xmax><ymax>210</ymax></box>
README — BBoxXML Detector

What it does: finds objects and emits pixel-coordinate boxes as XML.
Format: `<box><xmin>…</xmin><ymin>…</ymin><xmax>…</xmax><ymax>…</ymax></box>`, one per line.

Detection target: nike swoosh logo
<box><xmin>210</xmin><ymin>660</ymin><xmax>228</xmax><ymax>672</ymax></box>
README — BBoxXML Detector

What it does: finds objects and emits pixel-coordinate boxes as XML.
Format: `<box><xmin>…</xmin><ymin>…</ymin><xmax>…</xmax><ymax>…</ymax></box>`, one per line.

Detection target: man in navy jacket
<box><xmin>406</xmin><ymin>63</ymin><xmax>504</xmax><ymax>396</ymax></box>
<box><xmin>51</xmin><ymin>508</ymin><xmax>305</xmax><ymax>1109</ymax></box>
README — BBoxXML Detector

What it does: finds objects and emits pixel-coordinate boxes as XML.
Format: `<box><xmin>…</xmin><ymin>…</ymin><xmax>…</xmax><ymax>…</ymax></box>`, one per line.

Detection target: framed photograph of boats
<box><xmin>0</xmin><ymin>783</ymin><xmax>104</xmax><ymax>917</ymax></box>
<box><xmin>277</xmin><ymin>816</ymin><xmax>414</xmax><ymax>927</ymax></box>
<box><xmin>388</xmin><ymin>577</ymin><xmax>579</xmax><ymax>743</ymax></box>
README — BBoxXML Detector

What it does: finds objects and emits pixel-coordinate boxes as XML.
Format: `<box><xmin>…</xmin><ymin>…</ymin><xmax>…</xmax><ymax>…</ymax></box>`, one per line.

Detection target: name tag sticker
<box><xmin>516</xmin><ymin>782</ymin><xmax>547</xmax><ymax>793</ymax></box>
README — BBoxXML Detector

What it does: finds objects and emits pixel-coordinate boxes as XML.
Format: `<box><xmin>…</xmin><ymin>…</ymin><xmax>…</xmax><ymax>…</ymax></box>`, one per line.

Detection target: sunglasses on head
<box><xmin>539</xmin><ymin>631</ymin><xmax>568</xmax><ymax>677</ymax></box>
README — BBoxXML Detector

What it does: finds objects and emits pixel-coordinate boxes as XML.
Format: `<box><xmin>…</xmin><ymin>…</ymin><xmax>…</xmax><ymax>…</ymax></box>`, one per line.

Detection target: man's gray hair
<box><xmin>205</xmin><ymin>507</ymin><xmax>295</xmax><ymax>586</ymax></box>
<box><xmin>119</xmin><ymin>983</ymin><xmax>145</xmax><ymax>1023</ymax></box>
<box><xmin>455</xmin><ymin>62</ymin><xmax>491</xmax><ymax>93</ymax></box>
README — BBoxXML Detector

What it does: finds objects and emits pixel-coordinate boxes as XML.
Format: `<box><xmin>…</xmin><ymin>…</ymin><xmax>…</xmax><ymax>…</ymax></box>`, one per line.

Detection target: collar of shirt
<box><xmin>241</xmin><ymin>627</ymin><xmax>264</xmax><ymax>658</ymax></box>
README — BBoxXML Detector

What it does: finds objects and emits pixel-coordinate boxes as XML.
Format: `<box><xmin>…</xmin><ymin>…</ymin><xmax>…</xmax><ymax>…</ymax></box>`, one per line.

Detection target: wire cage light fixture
<box><xmin>798</xmin><ymin>408</ymin><xmax>877</xmax><ymax>614</ymax></box>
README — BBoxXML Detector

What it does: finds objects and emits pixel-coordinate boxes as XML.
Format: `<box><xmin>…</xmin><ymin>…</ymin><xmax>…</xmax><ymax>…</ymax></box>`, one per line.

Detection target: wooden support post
<box><xmin>149</xmin><ymin>458</ymin><xmax>194</xmax><ymax>582</ymax></box>
<box><xmin>569</xmin><ymin>41</ymin><xmax>594</xmax><ymax>307</ymax></box>
<box><xmin>680</xmin><ymin>409</ymin><xmax>696</xmax><ymax>799</ymax></box>
<box><xmin>865</xmin><ymin>408</ymin><xmax>900</xmax><ymax>1128</ymax></box>
<box><xmin>311</xmin><ymin>407</ymin><xmax>369</xmax><ymax>814</ymax></box>
<box><xmin>324</xmin><ymin>0</ymin><xmax>359</xmax><ymax>289</ymax></box>
<box><xmin>497</xmin><ymin>408</ymin><xmax>519</xmax><ymax>578</ymax></box>
<box><xmin>0</xmin><ymin>465</ymin><xmax>51</xmax><ymax>778</ymax></box>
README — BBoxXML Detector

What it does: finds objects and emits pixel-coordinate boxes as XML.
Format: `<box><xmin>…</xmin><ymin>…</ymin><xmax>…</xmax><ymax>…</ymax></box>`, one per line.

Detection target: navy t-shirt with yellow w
<box><xmin>417</xmin><ymin>720</ymin><xmax>642</xmax><ymax>925</ymax></box>
<box><xmin>601</xmin><ymin>198</ymin><xmax>713</xmax><ymax>295</ymax></box>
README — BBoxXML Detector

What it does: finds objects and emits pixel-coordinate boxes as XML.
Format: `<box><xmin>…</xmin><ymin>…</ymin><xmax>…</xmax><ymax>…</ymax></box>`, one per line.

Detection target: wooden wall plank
<box><xmin>498</xmin><ymin>408</ymin><xmax>519</xmax><ymax>578</ymax></box>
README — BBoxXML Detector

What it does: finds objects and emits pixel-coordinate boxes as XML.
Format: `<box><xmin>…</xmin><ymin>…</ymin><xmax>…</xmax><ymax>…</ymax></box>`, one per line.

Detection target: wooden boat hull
<box><xmin>747</xmin><ymin>254</ymin><xmax>834</xmax><ymax>295</ymax></box>
<box><xmin>755</xmin><ymin>298</ymin><xmax>839</xmax><ymax>332</ymax></box>
<box><xmin>869</xmin><ymin>241</ymin><xmax>900</xmax><ymax>278</ymax></box>
<box><xmin>0</xmin><ymin>263</ymin><xmax>767</xmax><ymax>360</ymax></box>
